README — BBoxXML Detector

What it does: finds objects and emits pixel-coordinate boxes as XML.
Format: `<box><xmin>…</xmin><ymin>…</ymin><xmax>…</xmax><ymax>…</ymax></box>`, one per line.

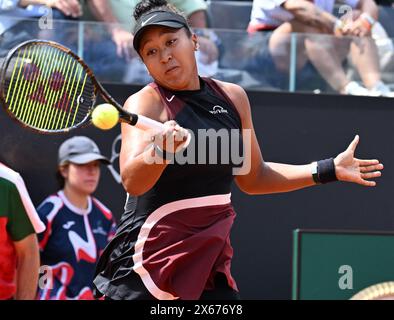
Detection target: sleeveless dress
<box><xmin>93</xmin><ymin>77</ymin><xmax>244</xmax><ymax>300</ymax></box>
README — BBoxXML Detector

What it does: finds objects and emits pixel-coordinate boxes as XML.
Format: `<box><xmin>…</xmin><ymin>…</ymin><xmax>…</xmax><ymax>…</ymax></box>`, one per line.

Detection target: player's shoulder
<box><xmin>124</xmin><ymin>85</ymin><xmax>161</xmax><ymax>112</ymax></box>
<box><xmin>210</xmin><ymin>79</ymin><xmax>248</xmax><ymax>101</ymax></box>
<box><xmin>123</xmin><ymin>84</ymin><xmax>164</xmax><ymax>118</ymax></box>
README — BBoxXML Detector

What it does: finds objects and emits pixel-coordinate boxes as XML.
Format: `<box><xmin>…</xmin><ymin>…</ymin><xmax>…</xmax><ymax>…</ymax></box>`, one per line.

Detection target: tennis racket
<box><xmin>0</xmin><ymin>40</ymin><xmax>191</xmax><ymax>146</ymax></box>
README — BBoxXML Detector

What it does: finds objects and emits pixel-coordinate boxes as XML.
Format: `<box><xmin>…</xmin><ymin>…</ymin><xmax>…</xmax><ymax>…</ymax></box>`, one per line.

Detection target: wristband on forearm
<box><xmin>360</xmin><ymin>13</ymin><xmax>376</xmax><ymax>30</ymax></box>
<box><xmin>312</xmin><ymin>158</ymin><xmax>338</xmax><ymax>184</ymax></box>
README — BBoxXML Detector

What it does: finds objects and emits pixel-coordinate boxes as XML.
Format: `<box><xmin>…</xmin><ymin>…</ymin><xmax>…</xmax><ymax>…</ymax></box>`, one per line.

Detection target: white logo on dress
<box><xmin>166</xmin><ymin>95</ymin><xmax>175</xmax><ymax>102</ymax></box>
<box><xmin>209</xmin><ymin>105</ymin><xmax>228</xmax><ymax>115</ymax></box>
<box><xmin>141</xmin><ymin>14</ymin><xmax>157</xmax><ymax>26</ymax></box>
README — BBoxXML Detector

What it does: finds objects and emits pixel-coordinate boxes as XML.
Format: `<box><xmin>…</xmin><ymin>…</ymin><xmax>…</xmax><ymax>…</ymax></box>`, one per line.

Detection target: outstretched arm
<box><xmin>217</xmin><ymin>81</ymin><xmax>383</xmax><ymax>195</ymax></box>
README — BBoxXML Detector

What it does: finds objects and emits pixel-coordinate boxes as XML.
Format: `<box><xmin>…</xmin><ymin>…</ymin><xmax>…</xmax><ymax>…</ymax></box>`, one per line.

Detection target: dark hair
<box><xmin>134</xmin><ymin>0</ymin><xmax>173</xmax><ymax>20</ymax></box>
<box><xmin>56</xmin><ymin>164</ymin><xmax>68</xmax><ymax>189</ymax></box>
<box><xmin>133</xmin><ymin>0</ymin><xmax>192</xmax><ymax>37</ymax></box>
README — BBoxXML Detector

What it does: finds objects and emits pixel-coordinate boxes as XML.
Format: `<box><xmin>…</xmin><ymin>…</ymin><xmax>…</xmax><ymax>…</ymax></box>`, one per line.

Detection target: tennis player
<box><xmin>93</xmin><ymin>0</ymin><xmax>383</xmax><ymax>300</ymax></box>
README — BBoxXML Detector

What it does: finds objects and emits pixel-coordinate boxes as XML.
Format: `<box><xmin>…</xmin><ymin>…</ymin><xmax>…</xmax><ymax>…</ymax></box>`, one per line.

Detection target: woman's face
<box><xmin>139</xmin><ymin>26</ymin><xmax>198</xmax><ymax>90</ymax></box>
<box><xmin>61</xmin><ymin>161</ymin><xmax>100</xmax><ymax>195</ymax></box>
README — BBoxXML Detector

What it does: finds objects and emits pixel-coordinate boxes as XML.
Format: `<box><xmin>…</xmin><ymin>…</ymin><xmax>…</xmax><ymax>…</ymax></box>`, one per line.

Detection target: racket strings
<box><xmin>4</xmin><ymin>43</ymin><xmax>95</xmax><ymax>132</ymax></box>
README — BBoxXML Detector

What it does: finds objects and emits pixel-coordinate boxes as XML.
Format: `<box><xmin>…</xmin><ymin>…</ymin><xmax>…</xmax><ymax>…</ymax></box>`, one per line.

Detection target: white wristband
<box><xmin>360</xmin><ymin>13</ymin><xmax>376</xmax><ymax>27</ymax></box>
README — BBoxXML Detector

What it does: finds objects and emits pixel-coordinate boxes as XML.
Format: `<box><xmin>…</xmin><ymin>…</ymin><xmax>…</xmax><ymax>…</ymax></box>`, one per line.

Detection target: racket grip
<box><xmin>135</xmin><ymin>114</ymin><xmax>165</xmax><ymax>132</ymax></box>
<box><xmin>136</xmin><ymin>115</ymin><xmax>192</xmax><ymax>149</ymax></box>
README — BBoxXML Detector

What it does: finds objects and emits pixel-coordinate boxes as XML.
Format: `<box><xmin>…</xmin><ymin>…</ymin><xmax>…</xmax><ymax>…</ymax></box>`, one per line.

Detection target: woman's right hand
<box><xmin>152</xmin><ymin>120</ymin><xmax>190</xmax><ymax>153</ymax></box>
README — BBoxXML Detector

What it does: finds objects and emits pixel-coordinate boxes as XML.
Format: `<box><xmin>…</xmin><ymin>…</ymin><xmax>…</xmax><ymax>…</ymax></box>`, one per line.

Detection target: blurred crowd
<box><xmin>1</xmin><ymin>0</ymin><xmax>394</xmax><ymax>95</ymax></box>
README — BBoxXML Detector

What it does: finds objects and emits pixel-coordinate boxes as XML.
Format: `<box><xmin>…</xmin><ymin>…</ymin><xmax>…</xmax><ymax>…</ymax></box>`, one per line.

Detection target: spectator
<box><xmin>84</xmin><ymin>0</ymin><xmax>220</xmax><ymax>82</ymax></box>
<box><xmin>83</xmin><ymin>0</ymin><xmax>134</xmax><ymax>61</ymax></box>
<box><xmin>0</xmin><ymin>161</ymin><xmax>44</xmax><ymax>300</ymax></box>
<box><xmin>0</xmin><ymin>0</ymin><xmax>82</xmax><ymax>54</ymax></box>
<box><xmin>36</xmin><ymin>136</ymin><xmax>116</xmax><ymax>300</ymax></box>
<box><xmin>9</xmin><ymin>0</ymin><xmax>127</xmax><ymax>82</ymax></box>
<box><xmin>40</xmin><ymin>0</ymin><xmax>82</xmax><ymax>19</ymax></box>
<box><xmin>247</xmin><ymin>0</ymin><xmax>394</xmax><ymax>96</ymax></box>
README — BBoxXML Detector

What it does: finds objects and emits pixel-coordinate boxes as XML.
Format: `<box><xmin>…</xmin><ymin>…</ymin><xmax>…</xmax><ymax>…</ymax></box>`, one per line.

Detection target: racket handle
<box><xmin>131</xmin><ymin>114</ymin><xmax>192</xmax><ymax>149</ymax></box>
<box><xmin>134</xmin><ymin>114</ymin><xmax>165</xmax><ymax>131</ymax></box>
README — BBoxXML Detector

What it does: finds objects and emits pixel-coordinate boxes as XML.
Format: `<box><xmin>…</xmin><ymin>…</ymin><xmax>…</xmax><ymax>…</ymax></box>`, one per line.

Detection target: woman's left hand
<box><xmin>334</xmin><ymin>135</ymin><xmax>383</xmax><ymax>186</ymax></box>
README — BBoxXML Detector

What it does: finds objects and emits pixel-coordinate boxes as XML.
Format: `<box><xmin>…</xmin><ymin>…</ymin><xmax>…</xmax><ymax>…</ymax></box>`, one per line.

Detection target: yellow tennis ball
<box><xmin>91</xmin><ymin>104</ymin><xmax>119</xmax><ymax>130</ymax></box>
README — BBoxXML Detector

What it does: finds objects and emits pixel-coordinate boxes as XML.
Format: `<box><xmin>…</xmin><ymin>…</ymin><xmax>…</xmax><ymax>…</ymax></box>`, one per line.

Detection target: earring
<box><xmin>195</xmin><ymin>43</ymin><xmax>200</xmax><ymax>51</ymax></box>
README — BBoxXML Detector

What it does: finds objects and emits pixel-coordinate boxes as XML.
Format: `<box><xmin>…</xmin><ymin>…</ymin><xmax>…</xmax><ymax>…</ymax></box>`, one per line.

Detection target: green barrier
<box><xmin>292</xmin><ymin>229</ymin><xmax>394</xmax><ymax>300</ymax></box>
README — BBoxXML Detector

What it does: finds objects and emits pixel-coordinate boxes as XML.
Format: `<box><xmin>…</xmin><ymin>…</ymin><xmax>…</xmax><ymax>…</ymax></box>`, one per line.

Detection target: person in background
<box><xmin>84</xmin><ymin>0</ymin><xmax>220</xmax><ymax>82</ymax></box>
<box><xmin>0</xmin><ymin>161</ymin><xmax>44</xmax><ymax>300</ymax></box>
<box><xmin>0</xmin><ymin>0</ymin><xmax>83</xmax><ymax>58</ymax></box>
<box><xmin>36</xmin><ymin>136</ymin><xmax>116</xmax><ymax>300</ymax></box>
<box><xmin>247</xmin><ymin>0</ymin><xmax>394</xmax><ymax>96</ymax></box>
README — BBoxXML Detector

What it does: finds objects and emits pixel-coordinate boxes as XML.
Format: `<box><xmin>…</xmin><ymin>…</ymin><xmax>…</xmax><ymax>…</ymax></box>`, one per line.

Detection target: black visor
<box><xmin>133</xmin><ymin>10</ymin><xmax>190</xmax><ymax>53</ymax></box>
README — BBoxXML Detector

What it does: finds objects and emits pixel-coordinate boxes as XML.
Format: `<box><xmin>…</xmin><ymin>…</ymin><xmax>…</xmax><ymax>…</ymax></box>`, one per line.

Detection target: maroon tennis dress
<box><xmin>93</xmin><ymin>77</ymin><xmax>244</xmax><ymax>300</ymax></box>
